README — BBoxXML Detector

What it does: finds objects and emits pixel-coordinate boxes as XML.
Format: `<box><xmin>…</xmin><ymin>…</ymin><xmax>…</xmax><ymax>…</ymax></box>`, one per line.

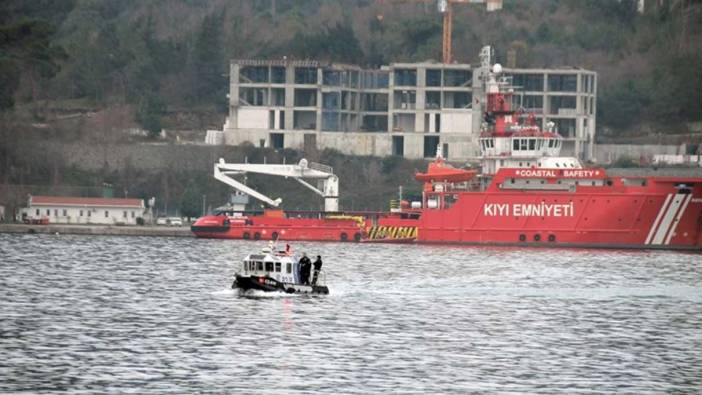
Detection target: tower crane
<box><xmin>377</xmin><ymin>0</ymin><xmax>502</xmax><ymax>63</ymax></box>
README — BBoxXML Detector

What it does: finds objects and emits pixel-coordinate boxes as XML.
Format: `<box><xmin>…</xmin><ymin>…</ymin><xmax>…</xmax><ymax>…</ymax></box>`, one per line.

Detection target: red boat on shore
<box><xmin>192</xmin><ymin>51</ymin><xmax>702</xmax><ymax>250</ymax></box>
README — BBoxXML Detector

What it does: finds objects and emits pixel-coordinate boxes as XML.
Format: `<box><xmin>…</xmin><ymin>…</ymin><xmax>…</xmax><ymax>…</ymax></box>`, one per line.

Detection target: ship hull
<box><xmin>192</xmin><ymin>180</ymin><xmax>702</xmax><ymax>250</ymax></box>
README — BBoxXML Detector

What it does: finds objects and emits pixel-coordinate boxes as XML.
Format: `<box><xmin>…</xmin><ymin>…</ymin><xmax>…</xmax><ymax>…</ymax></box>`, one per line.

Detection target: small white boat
<box><xmin>232</xmin><ymin>245</ymin><xmax>329</xmax><ymax>295</ymax></box>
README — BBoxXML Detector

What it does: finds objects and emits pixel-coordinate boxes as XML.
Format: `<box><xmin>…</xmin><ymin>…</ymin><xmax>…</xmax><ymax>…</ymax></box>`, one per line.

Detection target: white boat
<box><xmin>232</xmin><ymin>245</ymin><xmax>329</xmax><ymax>294</ymax></box>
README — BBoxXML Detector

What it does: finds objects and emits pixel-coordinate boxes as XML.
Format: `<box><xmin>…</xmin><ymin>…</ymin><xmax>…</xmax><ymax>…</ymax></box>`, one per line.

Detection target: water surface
<box><xmin>1</xmin><ymin>234</ymin><xmax>701</xmax><ymax>393</ymax></box>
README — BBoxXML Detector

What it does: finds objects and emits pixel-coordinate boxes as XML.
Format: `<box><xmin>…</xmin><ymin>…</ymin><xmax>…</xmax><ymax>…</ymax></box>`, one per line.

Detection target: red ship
<box><xmin>192</xmin><ymin>59</ymin><xmax>702</xmax><ymax>250</ymax></box>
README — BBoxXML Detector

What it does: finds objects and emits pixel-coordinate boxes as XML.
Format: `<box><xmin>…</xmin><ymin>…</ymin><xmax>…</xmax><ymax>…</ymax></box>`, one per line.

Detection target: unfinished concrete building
<box><xmin>222</xmin><ymin>58</ymin><xmax>596</xmax><ymax>161</ymax></box>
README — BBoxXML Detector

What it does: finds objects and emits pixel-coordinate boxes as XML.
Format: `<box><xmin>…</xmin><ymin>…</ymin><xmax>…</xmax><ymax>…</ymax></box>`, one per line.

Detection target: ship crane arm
<box><xmin>214</xmin><ymin>165</ymin><xmax>282</xmax><ymax>207</ymax></box>
<box><xmin>213</xmin><ymin>158</ymin><xmax>339</xmax><ymax>212</ymax></box>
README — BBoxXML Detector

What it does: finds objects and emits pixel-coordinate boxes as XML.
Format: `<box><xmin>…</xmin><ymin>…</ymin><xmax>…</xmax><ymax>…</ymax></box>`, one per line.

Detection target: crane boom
<box><xmin>213</xmin><ymin>158</ymin><xmax>340</xmax><ymax>212</ymax></box>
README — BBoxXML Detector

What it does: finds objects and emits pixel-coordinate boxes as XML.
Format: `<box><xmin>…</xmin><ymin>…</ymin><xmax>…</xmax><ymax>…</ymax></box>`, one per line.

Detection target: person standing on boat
<box><xmin>312</xmin><ymin>255</ymin><xmax>323</xmax><ymax>285</ymax></box>
<box><xmin>299</xmin><ymin>252</ymin><xmax>312</xmax><ymax>285</ymax></box>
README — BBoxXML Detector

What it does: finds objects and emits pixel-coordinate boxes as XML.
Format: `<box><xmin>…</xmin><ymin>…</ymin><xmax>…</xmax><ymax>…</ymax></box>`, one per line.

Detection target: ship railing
<box><xmin>309</xmin><ymin>162</ymin><xmax>333</xmax><ymax>174</ymax></box>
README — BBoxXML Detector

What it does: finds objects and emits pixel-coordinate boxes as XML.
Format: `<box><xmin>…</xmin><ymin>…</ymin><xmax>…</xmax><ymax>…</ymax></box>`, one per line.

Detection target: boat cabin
<box><xmin>240</xmin><ymin>248</ymin><xmax>325</xmax><ymax>286</ymax></box>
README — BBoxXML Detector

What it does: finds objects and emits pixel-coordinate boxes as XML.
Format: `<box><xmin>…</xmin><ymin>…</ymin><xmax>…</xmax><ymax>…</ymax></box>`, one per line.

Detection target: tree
<box><xmin>180</xmin><ymin>180</ymin><xmax>201</xmax><ymax>220</ymax></box>
<box><xmin>135</xmin><ymin>93</ymin><xmax>164</xmax><ymax>138</ymax></box>
<box><xmin>286</xmin><ymin>21</ymin><xmax>364</xmax><ymax>63</ymax></box>
<box><xmin>0</xmin><ymin>19</ymin><xmax>65</xmax><ymax>108</ymax></box>
<box><xmin>189</xmin><ymin>12</ymin><xmax>226</xmax><ymax>107</ymax></box>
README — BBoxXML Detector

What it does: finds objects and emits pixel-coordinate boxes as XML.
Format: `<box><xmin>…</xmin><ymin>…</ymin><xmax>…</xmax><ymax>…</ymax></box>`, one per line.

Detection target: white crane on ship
<box><xmin>214</xmin><ymin>158</ymin><xmax>339</xmax><ymax>212</ymax></box>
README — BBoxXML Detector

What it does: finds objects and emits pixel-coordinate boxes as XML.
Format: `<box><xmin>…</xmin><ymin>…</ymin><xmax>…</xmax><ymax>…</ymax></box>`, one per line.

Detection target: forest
<box><xmin>2</xmin><ymin>0</ymin><xmax>701</xmax><ymax>130</ymax></box>
<box><xmin>1</xmin><ymin>0</ymin><xmax>701</xmax><ymax>216</ymax></box>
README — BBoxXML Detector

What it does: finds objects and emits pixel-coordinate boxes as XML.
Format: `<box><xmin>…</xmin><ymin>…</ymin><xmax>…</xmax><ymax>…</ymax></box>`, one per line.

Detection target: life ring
<box><xmin>254</xmin><ymin>232</ymin><xmax>261</xmax><ymax>240</ymax></box>
<box><xmin>271</xmin><ymin>231</ymin><xmax>279</xmax><ymax>240</ymax></box>
<box><xmin>340</xmin><ymin>232</ymin><xmax>348</xmax><ymax>242</ymax></box>
<box><xmin>533</xmin><ymin>234</ymin><xmax>541</xmax><ymax>242</ymax></box>
<box><xmin>354</xmin><ymin>232</ymin><xmax>362</xmax><ymax>242</ymax></box>
<box><xmin>242</xmin><ymin>232</ymin><xmax>251</xmax><ymax>239</ymax></box>
<box><xmin>548</xmin><ymin>234</ymin><xmax>556</xmax><ymax>242</ymax></box>
<box><xmin>519</xmin><ymin>234</ymin><xmax>526</xmax><ymax>242</ymax></box>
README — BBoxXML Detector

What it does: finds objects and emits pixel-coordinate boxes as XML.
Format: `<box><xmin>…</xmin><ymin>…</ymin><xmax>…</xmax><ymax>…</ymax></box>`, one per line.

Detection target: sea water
<box><xmin>1</xmin><ymin>233</ymin><xmax>701</xmax><ymax>393</ymax></box>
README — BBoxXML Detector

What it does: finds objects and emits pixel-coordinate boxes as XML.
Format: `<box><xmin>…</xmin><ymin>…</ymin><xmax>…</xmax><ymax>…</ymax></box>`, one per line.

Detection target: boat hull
<box><xmin>233</xmin><ymin>274</ymin><xmax>329</xmax><ymax>294</ymax></box>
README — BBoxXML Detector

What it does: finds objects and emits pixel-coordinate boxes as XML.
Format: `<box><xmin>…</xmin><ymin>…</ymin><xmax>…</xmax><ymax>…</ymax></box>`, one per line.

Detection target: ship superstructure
<box><xmin>192</xmin><ymin>47</ymin><xmax>702</xmax><ymax>250</ymax></box>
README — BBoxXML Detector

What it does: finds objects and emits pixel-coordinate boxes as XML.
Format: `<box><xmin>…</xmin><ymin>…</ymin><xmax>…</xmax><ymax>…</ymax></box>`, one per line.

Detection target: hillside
<box><xmin>1</xmin><ymin>0</ymin><xmax>702</xmax><ymax>215</ymax></box>
<box><xmin>2</xmin><ymin>0</ymin><xmax>702</xmax><ymax>133</ymax></box>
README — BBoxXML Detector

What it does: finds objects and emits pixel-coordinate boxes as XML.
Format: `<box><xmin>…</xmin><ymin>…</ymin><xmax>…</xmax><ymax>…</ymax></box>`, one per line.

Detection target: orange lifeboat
<box><xmin>415</xmin><ymin>157</ymin><xmax>477</xmax><ymax>183</ymax></box>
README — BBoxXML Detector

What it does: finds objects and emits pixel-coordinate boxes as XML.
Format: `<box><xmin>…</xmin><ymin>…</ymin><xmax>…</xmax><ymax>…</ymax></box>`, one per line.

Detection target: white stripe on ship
<box><xmin>647</xmin><ymin>193</ymin><xmax>692</xmax><ymax>245</ymax></box>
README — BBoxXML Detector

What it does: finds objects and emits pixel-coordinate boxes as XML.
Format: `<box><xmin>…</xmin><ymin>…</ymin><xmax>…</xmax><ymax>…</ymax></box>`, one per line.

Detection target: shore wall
<box><xmin>594</xmin><ymin>144</ymin><xmax>687</xmax><ymax>164</ymax></box>
<box><xmin>36</xmin><ymin>142</ymin><xmax>234</xmax><ymax>172</ymax></box>
<box><xmin>0</xmin><ymin>224</ymin><xmax>193</xmax><ymax>238</ymax></box>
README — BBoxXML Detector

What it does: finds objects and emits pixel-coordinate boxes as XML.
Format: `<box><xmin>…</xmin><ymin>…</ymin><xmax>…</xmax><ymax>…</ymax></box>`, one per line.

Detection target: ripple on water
<box><xmin>1</xmin><ymin>233</ymin><xmax>701</xmax><ymax>393</ymax></box>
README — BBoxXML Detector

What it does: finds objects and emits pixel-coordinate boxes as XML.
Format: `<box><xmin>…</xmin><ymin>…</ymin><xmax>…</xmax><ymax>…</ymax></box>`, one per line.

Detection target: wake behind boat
<box><xmin>232</xmin><ymin>244</ymin><xmax>329</xmax><ymax>295</ymax></box>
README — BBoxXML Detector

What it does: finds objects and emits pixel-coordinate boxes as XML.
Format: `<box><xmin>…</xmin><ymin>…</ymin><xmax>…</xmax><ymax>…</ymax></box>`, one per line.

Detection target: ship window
<box><xmin>265</xmin><ymin>262</ymin><xmax>274</xmax><ymax>271</ymax></box>
<box><xmin>556</xmin><ymin>163</ymin><xmax>560</xmax><ymax>167</ymax></box>
<box><xmin>520</xmin><ymin>139</ymin><xmax>528</xmax><ymax>150</ymax></box>
<box><xmin>286</xmin><ymin>263</ymin><xmax>292</xmax><ymax>273</ymax></box>
<box><xmin>513</xmin><ymin>139</ymin><xmax>519</xmax><ymax>151</ymax></box>
<box><xmin>528</xmin><ymin>139</ymin><xmax>536</xmax><ymax>150</ymax></box>
<box><xmin>592</xmin><ymin>181</ymin><xmax>596</xmax><ymax>186</ymax></box>
<box><xmin>256</xmin><ymin>261</ymin><xmax>263</xmax><ymax>271</ymax></box>
<box><xmin>275</xmin><ymin>262</ymin><xmax>281</xmax><ymax>272</ymax></box>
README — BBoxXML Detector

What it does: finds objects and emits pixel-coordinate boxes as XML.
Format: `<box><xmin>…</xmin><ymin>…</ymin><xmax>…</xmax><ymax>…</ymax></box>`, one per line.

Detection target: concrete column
<box><xmin>316</xmin><ymin>68</ymin><xmax>322</xmax><ymax>131</ymax></box>
<box><xmin>542</xmin><ymin>73</ymin><xmax>550</xmax><ymax>117</ymax></box>
<box><xmin>415</xmin><ymin>66</ymin><xmax>426</xmax><ymax>133</ymax></box>
<box><xmin>228</xmin><ymin>63</ymin><xmax>240</xmax><ymax>130</ymax></box>
<box><xmin>285</xmin><ymin>65</ymin><xmax>295</xmax><ymax>130</ymax></box>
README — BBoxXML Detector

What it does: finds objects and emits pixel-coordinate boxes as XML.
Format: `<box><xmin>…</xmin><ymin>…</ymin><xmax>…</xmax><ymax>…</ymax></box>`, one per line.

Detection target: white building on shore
<box><xmin>22</xmin><ymin>196</ymin><xmax>146</xmax><ymax>225</ymax></box>
<box><xmin>221</xmin><ymin>56</ymin><xmax>596</xmax><ymax>161</ymax></box>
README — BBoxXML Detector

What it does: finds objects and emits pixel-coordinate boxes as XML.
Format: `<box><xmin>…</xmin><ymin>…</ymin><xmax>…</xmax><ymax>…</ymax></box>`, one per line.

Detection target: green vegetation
<box><xmin>1</xmin><ymin>0</ymin><xmax>700</xmax><ymax>133</ymax></box>
<box><xmin>180</xmin><ymin>179</ymin><xmax>202</xmax><ymax>219</ymax></box>
<box><xmin>1</xmin><ymin>0</ymin><xmax>701</xmax><ymax>213</ymax></box>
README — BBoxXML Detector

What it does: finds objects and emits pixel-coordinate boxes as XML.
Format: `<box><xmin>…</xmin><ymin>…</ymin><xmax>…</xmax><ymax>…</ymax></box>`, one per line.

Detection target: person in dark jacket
<box><xmin>299</xmin><ymin>253</ymin><xmax>312</xmax><ymax>285</ymax></box>
<box><xmin>311</xmin><ymin>255</ymin><xmax>323</xmax><ymax>285</ymax></box>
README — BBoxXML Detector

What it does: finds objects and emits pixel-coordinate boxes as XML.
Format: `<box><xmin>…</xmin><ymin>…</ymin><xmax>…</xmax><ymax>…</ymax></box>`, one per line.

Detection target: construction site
<box><xmin>209</xmin><ymin>0</ymin><xmax>597</xmax><ymax>161</ymax></box>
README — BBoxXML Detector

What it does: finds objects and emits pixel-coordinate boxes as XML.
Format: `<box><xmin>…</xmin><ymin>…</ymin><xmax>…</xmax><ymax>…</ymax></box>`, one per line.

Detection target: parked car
<box><xmin>156</xmin><ymin>217</ymin><xmax>168</xmax><ymax>226</ymax></box>
<box><xmin>167</xmin><ymin>217</ymin><xmax>183</xmax><ymax>226</ymax></box>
